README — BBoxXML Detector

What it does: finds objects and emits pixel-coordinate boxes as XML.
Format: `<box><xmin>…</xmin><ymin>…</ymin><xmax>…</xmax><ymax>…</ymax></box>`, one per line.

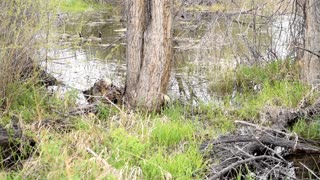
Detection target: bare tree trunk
<box><xmin>125</xmin><ymin>0</ymin><xmax>173</xmax><ymax>111</ymax></box>
<box><xmin>302</xmin><ymin>0</ymin><xmax>320</xmax><ymax>84</ymax></box>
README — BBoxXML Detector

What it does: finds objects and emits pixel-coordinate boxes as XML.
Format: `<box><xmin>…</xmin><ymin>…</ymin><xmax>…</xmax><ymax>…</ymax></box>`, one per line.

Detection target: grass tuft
<box><xmin>292</xmin><ymin>118</ymin><xmax>320</xmax><ymax>139</ymax></box>
<box><xmin>151</xmin><ymin>119</ymin><xmax>195</xmax><ymax>147</ymax></box>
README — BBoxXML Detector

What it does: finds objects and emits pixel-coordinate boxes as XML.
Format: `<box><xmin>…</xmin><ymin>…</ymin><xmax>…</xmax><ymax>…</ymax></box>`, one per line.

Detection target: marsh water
<box><xmin>45</xmin><ymin>10</ymin><xmax>295</xmax><ymax>105</ymax></box>
<box><xmin>46</xmin><ymin>11</ymin><xmax>214</xmax><ymax>104</ymax></box>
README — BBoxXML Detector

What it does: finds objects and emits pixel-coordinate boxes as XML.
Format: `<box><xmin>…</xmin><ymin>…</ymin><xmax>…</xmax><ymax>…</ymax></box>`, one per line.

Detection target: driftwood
<box><xmin>202</xmin><ymin>120</ymin><xmax>320</xmax><ymax>179</ymax></box>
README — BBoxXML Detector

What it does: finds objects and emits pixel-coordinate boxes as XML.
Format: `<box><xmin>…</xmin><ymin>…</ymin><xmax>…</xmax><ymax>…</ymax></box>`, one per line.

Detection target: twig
<box><xmin>293</xmin><ymin>132</ymin><xmax>298</xmax><ymax>151</ymax></box>
<box><xmin>299</xmin><ymin>162</ymin><xmax>320</xmax><ymax>180</ymax></box>
<box><xmin>103</xmin><ymin>96</ymin><xmax>123</xmax><ymax>113</ymax></box>
<box><xmin>83</xmin><ymin>94</ymin><xmax>123</xmax><ymax>113</ymax></box>
<box><xmin>208</xmin><ymin>155</ymin><xmax>282</xmax><ymax>180</ymax></box>
<box><xmin>297</xmin><ymin>84</ymin><xmax>320</xmax><ymax>109</ymax></box>
<box><xmin>247</xmin><ymin>128</ymin><xmax>288</xmax><ymax>162</ymax></box>
<box><xmin>234</xmin><ymin>145</ymin><xmax>254</xmax><ymax>158</ymax></box>
<box><xmin>235</xmin><ymin>120</ymin><xmax>293</xmax><ymax>137</ymax></box>
<box><xmin>295</xmin><ymin>45</ymin><xmax>320</xmax><ymax>58</ymax></box>
<box><xmin>86</xmin><ymin>147</ymin><xmax>120</xmax><ymax>178</ymax></box>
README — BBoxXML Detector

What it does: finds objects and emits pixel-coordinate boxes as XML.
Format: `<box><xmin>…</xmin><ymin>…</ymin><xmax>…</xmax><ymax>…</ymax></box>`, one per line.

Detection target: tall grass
<box><xmin>0</xmin><ymin>0</ymin><xmax>52</xmax><ymax>108</ymax></box>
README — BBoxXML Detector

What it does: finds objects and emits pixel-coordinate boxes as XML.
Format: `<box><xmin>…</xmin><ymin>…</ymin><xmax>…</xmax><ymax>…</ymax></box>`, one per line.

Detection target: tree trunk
<box><xmin>125</xmin><ymin>0</ymin><xmax>173</xmax><ymax>111</ymax></box>
<box><xmin>302</xmin><ymin>0</ymin><xmax>320</xmax><ymax>85</ymax></box>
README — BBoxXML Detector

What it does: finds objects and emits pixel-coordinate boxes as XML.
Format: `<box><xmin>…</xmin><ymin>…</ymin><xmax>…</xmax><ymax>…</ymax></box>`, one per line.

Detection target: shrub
<box><xmin>0</xmin><ymin>0</ymin><xmax>51</xmax><ymax>108</ymax></box>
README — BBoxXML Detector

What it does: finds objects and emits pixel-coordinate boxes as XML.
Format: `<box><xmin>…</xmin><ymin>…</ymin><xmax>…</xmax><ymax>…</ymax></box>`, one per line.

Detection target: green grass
<box><xmin>53</xmin><ymin>0</ymin><xmax>93</xmax><ymax>12</ymax></box>
<box><xmin>108</xmin><ymin>128</ymin><xmax>148</xmax><ymax>168</ymax></box>
<box><xmin>209</xmin><ymin>60</ymin><xmax>300</xmax><ymax>95</ymax></box>
<box><xmin>0</xmin><ymin>56</ymin><xmax>316</xmax><ymax>179</ymax></box>
<box><xmin>0</xmin><ymin>87</ymin><xmax>207</xmax><ymax>179</ymax></box>
<box><xmin>207</xmin><ymin>60</ymin><xmax>310</xmax><ymax>120</ymax></box>
<box><xmin>292</xmin><ymin>118</ymin><xmax>320</xmax><ymax>139</ymax></box>
<box><xmin>0</xmin><ymin>67</ymin><xmax>315</xmax><ymax>179</ymax></box>
<box><xmin>141</xmin><ymin>145</ymin><xmax>204</xmax><ymax>179</ymax></box>
<box><xmin>50</xmin><ymin>0</ymin><xmax>114</xmax><ymax>12</ymax></box>
<box><xmin>235</xmin><ymin>80</ymin><xmax>309</xmax><ymax>119</ymax></box>
<box><xmin>151</xmin><ymin>119</ymin><xmax>195</xmax><ymax>147</ymax></box>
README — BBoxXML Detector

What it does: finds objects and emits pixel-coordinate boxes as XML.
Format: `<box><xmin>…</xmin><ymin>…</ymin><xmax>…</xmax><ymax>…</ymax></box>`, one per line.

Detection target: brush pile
<box><xmin>202</xmin><ymin>97</ymin><xmax>320</xmax><ymax>179</ymax></box>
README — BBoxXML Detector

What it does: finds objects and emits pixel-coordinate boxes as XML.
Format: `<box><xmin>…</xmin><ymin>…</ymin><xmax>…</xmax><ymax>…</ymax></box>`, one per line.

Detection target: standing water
<box><xmin>46</xmin><ymin>11</ymin><xmax>212</xmax><ymax>104</ymax></box>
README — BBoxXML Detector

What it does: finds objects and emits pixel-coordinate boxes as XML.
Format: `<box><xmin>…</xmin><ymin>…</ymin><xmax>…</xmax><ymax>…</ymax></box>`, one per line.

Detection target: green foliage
<box><xmin>5</xmin><ymin>83</ymin><xmax>47</xmax><ymax>122</ymax></box>
<box><xmin>292</xmin><ymin>119</ymin><xmax>320</xmax><ymax>139</ymax></box>
<box><xmin>54</xmin><ymin>0</ymin><xmax>93</xmax><ymax>12</ymax></box>
<box><xmin>162</xmin><ymin>103</ymin><xmax>185</xmax><ymax>121</ymax></box>
<box><xmin>51</xmin><ymin>0</ymin><xmax>114</xmax><ymax>12</ymax></box>
<box><xmin>209</xmin><ymin>60</ymin><xmax>300</xmax><ymax>95</ymax></box>
<box><xmin>235</xmin><ymin>80</ymin><xmax>309</xmax><ymax>119</ymax></box>
<box><xmin>96</xmin><ymin>103</ymin><xmax>119</xmax><ymax>120</ymax></box>
<box><xmin>151</xmin><ymin>120</ymin><xmax>194</xmax><ymax>147</ymax></box>
<box><xmin>208</xmin><ymin>60</ymin><xmax>308</xmax><ymax>120</ymax></box>
<box><xmin>197</xmin><ymin>103</ymin><xmax>235</xmax><ymax>135</ymax></box>
<box><xmin>108</xmin><ymin>128</ymin><xmax>147</xmax><ymax>168</ymax></box>
<box><xmin>141</xmin><ymin>146</ymin><xmax>204</xmax><ymax>179</ymax></box>
<box><xmin>4</xmin><ymin>82</ymin><xmax>78</xmax><ymax>122</ymax></box>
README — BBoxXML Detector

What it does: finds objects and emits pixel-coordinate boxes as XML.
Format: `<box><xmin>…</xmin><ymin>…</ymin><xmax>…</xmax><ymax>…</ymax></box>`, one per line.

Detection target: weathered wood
<box><xmin>203</xmin><ymin>120</ymin><xmax>320</xmax><ymax>179</ymax></box>
<box><xmin>125</xmin><ymin>0</ymin><xmax>173</xmax><ymax>111</ymax></box>
<box><xmin>208</xmin><ymin>155</ymin><xmax>283</xmax><ymax>180</ymax></box>
<box><xmin>259</xmin><ymin>97</ymin><xmax>320</xmax><ymax>129</ymax></box>
<box><xmin>302</xmin><ymin>0</ymin><xmax>320</xmax><ymax>85</ymax></box>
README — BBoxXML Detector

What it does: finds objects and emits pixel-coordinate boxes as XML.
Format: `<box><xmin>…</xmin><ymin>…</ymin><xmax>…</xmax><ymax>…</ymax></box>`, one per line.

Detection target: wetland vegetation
<box><xmin>0</xmin><ymin>0</ymin><xmax>320</xmax><ymax>179</ymax></box>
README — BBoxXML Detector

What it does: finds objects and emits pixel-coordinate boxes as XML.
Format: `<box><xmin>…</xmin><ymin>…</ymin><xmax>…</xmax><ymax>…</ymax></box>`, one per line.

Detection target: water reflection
<box><xmin>47</xmin><ymin>11</ymin><xmax>214</xmax><ymax>104</ymax></box>
<box><xmin>47</xmin><ymin>11</ymin><xmax>292</xmax><ymax>105</ymax></box>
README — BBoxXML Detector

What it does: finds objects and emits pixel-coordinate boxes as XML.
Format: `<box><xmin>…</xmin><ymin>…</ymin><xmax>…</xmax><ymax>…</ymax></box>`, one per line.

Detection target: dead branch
<box><xmin>299</xmin><ymin>162</ymin><xmax>320</xmax><ymax>180</ymax></box>
<box><xmin>295</xmin><ymin>45</ymin><xmax>320</xmax><ymax>58</ymax></box>
<box><xmin>208</xmin><ymin>155</ymin><xmax>282</xmax><ymax>180</ymax></box>
<box><xmin>86</xmin><ymin>147</ymin><xmax>121</xmax><ymax>178</ymax></box>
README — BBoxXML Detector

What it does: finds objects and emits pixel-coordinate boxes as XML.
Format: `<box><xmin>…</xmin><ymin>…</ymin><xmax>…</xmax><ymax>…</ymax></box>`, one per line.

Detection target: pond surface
<box><xmin>45</xmin><ymin>10</ymin><xmax>293</xmax><ymax>105</ymax></box>
<box><xmin>46</xmin><ymin>11</ymin><xmax>213</xmax><ymax>104</ymax></box>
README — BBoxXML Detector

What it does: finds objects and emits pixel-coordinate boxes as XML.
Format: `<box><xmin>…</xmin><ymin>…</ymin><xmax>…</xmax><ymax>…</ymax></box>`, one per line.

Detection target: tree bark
<box><xmin>125</xmin><ymin>0</ymin><xmax>173</xmax><ymax>111</ymax></box>
<box><xmin>302</xmin><ymin>0</ymin><xmax>320</xmax><ymax>84</ymax></box>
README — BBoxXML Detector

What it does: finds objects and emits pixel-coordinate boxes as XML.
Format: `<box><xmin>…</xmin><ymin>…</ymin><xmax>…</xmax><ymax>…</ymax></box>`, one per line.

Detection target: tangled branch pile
<box><xmin>201</xmin><ymin>96</ymin><xmax>320</xmax><ymax>179</ymax></box>
<box><xmin>202</xmin><ymin>120</ymin><xmax>320</xmax><ymax>179</ymax></box>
